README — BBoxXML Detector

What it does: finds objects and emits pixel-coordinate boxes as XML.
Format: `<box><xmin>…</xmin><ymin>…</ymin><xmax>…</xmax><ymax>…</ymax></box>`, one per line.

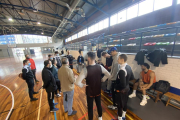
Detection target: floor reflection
<box><xmin>0</xmin><ymin>53</ymin><xmax>49</xmax><ymax>80</ymax></box>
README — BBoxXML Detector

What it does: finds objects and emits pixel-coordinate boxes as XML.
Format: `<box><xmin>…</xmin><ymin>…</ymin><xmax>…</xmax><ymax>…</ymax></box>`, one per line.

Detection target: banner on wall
<box><xmin>0</xmin><ymin>35</ymin><xmax>16</xmax><ymax>47</ymax></box>
<box><xmin>7</xmin><ymin>35</ymin><xmax>16</xmax><ymax>47</ymax></box>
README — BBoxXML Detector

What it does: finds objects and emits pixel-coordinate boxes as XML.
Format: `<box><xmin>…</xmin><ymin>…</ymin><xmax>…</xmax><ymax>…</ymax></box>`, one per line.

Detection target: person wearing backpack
<box><xmin>77</xmin><ymin>49</ymin><xmax>84</xmax><ymax>73</ymax></box>
<box><xmin>66</xmin><ymin>50</ymin><xmax>75</xmax><ymax>69</ymax></box>
<box><xmin>129</xmin><ymin>63</ymin><xmax>156</xmax><ymax>106</ymax></box>
<box><xmin>54</xmin><ymin>51</ymin><xmax>62</xmax><ymax>69</ymax></box>
<box><xmin>22</xmin><ymin>60</ymin><xmax>38</xmax><ymax>101</ymax></box>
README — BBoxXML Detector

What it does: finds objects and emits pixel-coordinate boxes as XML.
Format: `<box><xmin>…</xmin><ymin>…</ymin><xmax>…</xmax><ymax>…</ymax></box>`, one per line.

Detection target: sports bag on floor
<box><xmin>155</xmin><ymin>80</ymin><xmax>170</xmax><ymax>93</ymax></box>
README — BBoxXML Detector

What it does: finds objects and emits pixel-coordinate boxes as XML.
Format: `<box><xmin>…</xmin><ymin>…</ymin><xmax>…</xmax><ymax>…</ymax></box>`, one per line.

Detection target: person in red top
<box><xmin>25</xmin><ymin>54</ymin><xmax>39</xmax><ymax>82</ymax></box>
<box><xmin>129</xmin><ymin>63</ymin><xmax>156</xmax><ymax>106</ymax></box>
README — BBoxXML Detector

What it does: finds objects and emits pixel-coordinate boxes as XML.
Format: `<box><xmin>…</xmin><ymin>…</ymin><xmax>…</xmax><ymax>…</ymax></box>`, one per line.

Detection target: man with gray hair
<box><xmin>58</xmin><ymin>57</ymin><xmax>77</xmax><ymax>116</ymax></box>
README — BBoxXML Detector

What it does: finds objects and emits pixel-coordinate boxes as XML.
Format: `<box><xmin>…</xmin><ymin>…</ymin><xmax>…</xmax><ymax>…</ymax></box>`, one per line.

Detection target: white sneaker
<box><xmin>129</xmin><ymin>93</ymin><xmax>136</xmax><ymax>98</ymax></box>
<box><xmin>141</xmin><ymin>95</ymin><xmax>150</xmax><ymax>100</ymax></box>
<box><xmin>146</xmin><ymin>95</ymin><xmax>150</xmax><ymax>100</ymax></box>
<box><xmin>118</xmin><ymin>116</ymin><xmax>122</xmax><ymax>120</ymax></box>
<box><xmin>98</xmin><ymin>117</ymin><xmax>102</xmax><ymax>120</ymax></box>
<box><xmin>140</xmin><ymin>99</ymin><xmax>147</xmax><ymax>106</ymax></box>
<box><xmin>107</xmin><ymin>105</ymin><xmax>117</xmax><ymax>110</ymax></box>
<box><xmin>56</xmin><ymin>94</ymin><xmax>61</xmax><ymax>97</ymax></box>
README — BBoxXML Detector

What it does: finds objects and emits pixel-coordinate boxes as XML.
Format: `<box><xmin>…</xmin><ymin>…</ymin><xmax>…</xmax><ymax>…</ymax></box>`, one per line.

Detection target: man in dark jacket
<box><xmin>42</xmin><ymin>60</ymin><xmax>59</xmax><ymax>112</ymax></box>
<box><xmin>66</xmin><ymin>50</ymin><xmax>74</xmax><ymax>69</ymax></box>
<box><xmin>77</xmin><ymin>50</ymin><xmax>84</xmax><ymax>73</ymax></box>
<box><xmin>115</xmin><ymin>54</ymin><xmax>134</xmax><ymax>120</ymax></box>
<box><xmin>22</xmin><ymin>60</ymin><xmax>38</xmax><ymax>101</ymax></box>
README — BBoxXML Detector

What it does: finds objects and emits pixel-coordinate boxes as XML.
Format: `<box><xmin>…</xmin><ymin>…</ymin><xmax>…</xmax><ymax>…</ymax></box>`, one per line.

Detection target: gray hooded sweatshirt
<box><xmin>110</xmin><ymin>52</ymin><xmax>121</xmax><ymax>81</ymax></box>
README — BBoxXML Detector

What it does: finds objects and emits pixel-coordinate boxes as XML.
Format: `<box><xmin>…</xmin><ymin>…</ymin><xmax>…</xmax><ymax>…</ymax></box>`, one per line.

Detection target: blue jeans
<box><xmin>63</xmin><ymin>90</ymin><xmax>74</xmax><ymax>115</ymax></box>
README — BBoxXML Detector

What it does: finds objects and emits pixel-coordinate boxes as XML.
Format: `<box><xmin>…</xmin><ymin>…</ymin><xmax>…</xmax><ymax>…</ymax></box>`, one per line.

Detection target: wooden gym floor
<box><xmin>0</xmin><ymin>53</ymin><xmax>141</xmax><ymax>120</ymax></box>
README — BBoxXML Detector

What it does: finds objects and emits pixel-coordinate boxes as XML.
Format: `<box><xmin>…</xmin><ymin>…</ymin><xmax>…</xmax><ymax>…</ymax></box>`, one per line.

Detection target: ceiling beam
<box><xmin>0</xmin><ymin>3</ymin><xmax>85</xmax><ymax>27</ymax></box>
<box><xmin>82</xmin><ymin>0</ymin><xmax>109</xmax><ymax>16</ymax></box>
<box><xmin>46</xmin><ymin>0</ymin><xmax>83</xmax><ymax>17</ymax></box>
<box><xmin>0</xmin><ymin>23</ymin><xmax>55</xmax><ymax>28</ymax></box>
<box><xmin>0</xmin><ymin>17</ymin><xmax>57</xmax><ymax>28</ymax></box>
<box><xmin>2</xmin><ymin>6</ymin><xmax>61</xmax><ymax>22</ymax></box>
<box><xmin>64</xmin><ymin>1</ymin><xmax>109</xmax><ymax>37</ymax></box>
<box><xmin>52</xmin><ymin>0</ymin><xmax>81</xmax><ymax>38</ymax></box>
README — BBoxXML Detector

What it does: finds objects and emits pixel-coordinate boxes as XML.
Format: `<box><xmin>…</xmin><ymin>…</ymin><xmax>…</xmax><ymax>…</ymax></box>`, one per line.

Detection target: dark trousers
<box><xmin>31</xmin><ymin>69</ymin><xmax>37</xmax><ymax>81</ymax></box>
<box><xmin>111</xmin><ymin>81</ymin><xmax>117</xmax><ymax>106</ymax></box>
<box><xmin>47</xmin><ymin>91</ymin><xmax>55</xmax><ymax>110</ymax></box>
<box><xmin>55</xmin><ymin>80</ymin><xmax>61</xmax><ymax>94</ymax></box>
<box><xmin>87</xmin><ymin>95</ymin><xmax>102</xmax><ymax>120</ymax></box>
<box><xmin>69</xmin><ymin>65</ymin><xmax>73</xmax><ymax>69</ymax></box>
<box><xmin>26</xmin><ymin>79</ymin><xmax>34</xmax><ymax>99</ymax></box>
<box><xmin>116</xmin><ymin>91</ymin><xmax>129</xmax><ymax>117</ymax></box>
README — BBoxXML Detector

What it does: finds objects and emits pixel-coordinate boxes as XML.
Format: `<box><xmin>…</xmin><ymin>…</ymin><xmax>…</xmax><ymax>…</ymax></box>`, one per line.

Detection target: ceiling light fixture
<box><xmin>37</xmin><ymin>22</ymin><xmax>41</xmax><ymax>25</ymax></box>
<box><xmin>8</xmin><ymin>18</ymin><xmax>13</xmax><ymax>21</ymax></box>
<box><xmin>33</xmin><ymin>9</ymin><xmax>38</xmax><ymax>12</ymax></box>
<box><xmin>41</xmin><ymin>32</ymin><xmax>44</xmax><ymax>34</ymax></box>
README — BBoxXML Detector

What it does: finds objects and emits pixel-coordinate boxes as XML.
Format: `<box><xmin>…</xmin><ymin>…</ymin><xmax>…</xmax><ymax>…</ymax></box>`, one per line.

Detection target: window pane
<box><xmin>94</xmin><ymin>23</ymin><xmax>99</xmax><ymax>32</ymax></box>
<box><xmin>98</xmin><ymin>20</ymin><xmax>103</xmax><ymax>30</ymax></box>
<box><xmin>154</xmin><ymin>0</ymin><xmax>172</xmax><ymax>11</ymax></box>
<box><xmin>104</xmin><ymin>18</ymin><xmax>109</xmax><ymax>28</ymax></box>
<box><xmin>91</xmin><ymin>25</ymin><xmax>95</xmax><ymax>33</ymax></box>
<box><xmin>68</xmin><ymin>37</ymin><xmax>71</xmax><ymax>41</ymax></box>
<box><xmin>74</xmin><ymin>34</ymin><xmax>77</xmax><ymax>39</ymax></box>
<box><xmin>118</xmin><ymin>9</ymin><xmax>126</xmax><ymax>23</ymax></box>
<box><xmin>178</xmin><ymin>0</ymin><xmax>180</xmax><ymax>4</ymax></box>
<box><xmin>127</xmin><ymin>4</ymin><xmax>138</xmax><ymax>20</ymax></box>
<box><xmin>83</xmin><ymin>29</ymin><xmax>87</xmax><ymax>36</ymax></box>
<box><xmin>110</xmin><ymin>13</ymin><xmax>117</xmax><ymax>26</ymax></box>
<box><xmin>138</xmin><ymin>0</ymin><xmax>153</xmax><ymax>16</ymax></box>
<box><xmin>88</xmin><ymin>27</ymin><xmax>91</xmax><ymax>34</ymax></box>
<box><xmin>78</xmin><ymin>32</ymin><xmax>81</xmax><ymax>38</ymax></box>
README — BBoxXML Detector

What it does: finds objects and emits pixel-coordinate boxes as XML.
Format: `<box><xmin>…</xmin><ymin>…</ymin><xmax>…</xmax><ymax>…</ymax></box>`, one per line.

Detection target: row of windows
<box><xmin>0</xmin><ymin>34</ymin><xmax>52</xmax><ymax>44</ymax></box>
<box><xmin>66</xmin><ymin>0</ymin><xmax>176</xmax><ymax>43</ymax></box>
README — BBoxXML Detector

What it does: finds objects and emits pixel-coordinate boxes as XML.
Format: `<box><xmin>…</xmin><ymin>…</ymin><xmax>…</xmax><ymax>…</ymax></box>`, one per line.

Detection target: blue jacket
<box><xmin>51</xmin><ymin>65</ymin><xmax>60</xmax><ymax>81</ymax></box>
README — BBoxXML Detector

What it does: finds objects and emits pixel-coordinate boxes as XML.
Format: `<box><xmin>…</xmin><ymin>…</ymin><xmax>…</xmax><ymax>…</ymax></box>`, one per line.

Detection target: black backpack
<box><xmin>55</xmin><ymin>57</ymin><xmax>62</xmax><ymax>68</ymax></box>
<box><xmin>155</xmin><ymin>80</ymin><xmax>170</xmax><ymax>94</ymax></box>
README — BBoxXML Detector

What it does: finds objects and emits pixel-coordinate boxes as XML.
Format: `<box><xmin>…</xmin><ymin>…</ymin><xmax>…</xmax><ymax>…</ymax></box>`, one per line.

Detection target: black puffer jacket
<box><xmin>22</xmin><ymin>66</ymin><xmax>34</xmax><ymax>80</ymax></box>
<box><xmin>42</xmin><ymin>67</ymin><xmax>57</xmax><ymax>92</ymax></box>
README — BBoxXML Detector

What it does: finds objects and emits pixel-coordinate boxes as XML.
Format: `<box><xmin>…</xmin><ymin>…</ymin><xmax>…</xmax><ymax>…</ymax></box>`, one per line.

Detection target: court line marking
<box><xmin>78</xmin><ymin>106</ymin><xmax>97</xmax><ymax>120</ymax></box>
<box><xmin>53</xmin><ymin>100</ymin><xmax>57</xmax><ymax>120</ymax></box>
<box><xmin>101</xmin><ymin>104</ymin><xmax>116</xmax><ymax>119</ymax></box>
<box><xmin>37</xmin><ymin>82</ymin><xmax>43</xmax><ymax>120</ymax></box>
<box><xmin>0</xmin><ymin>84</ymin><xmax>14</xmax><ymax>120</ymax></box>
<box><xmin>101</xmin><ymin>93</ymin><xmax>133</xmax><ymax>120</ymax></box>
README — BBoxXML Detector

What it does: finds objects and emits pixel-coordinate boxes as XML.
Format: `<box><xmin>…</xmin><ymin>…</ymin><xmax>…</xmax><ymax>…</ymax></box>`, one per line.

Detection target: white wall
<box><xmin>126</xmin><ymin>55</ymin><xmax>180</xmax><ymax>89</ymax></box>
<box><xmin>0</xmin><ymin>48</ymin><xmax>13</xmax><ymax>58</ymax></box>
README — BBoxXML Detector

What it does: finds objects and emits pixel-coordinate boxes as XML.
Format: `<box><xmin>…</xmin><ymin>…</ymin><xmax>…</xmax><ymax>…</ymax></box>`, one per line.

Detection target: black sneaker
<box><xmin>53</xmin><ymin>103</ymin><xmax>58</xmax><ymax>106</ymax></box>
<box><xmin>31</xmin><ymin>98</ymin><xmax>38</xmax><ymax>101</ymax></box>
<box><xmin>50</xmin><ymin>108</ymin><xmax>59</xmax><ymax>112</ymax></box>
<box><xmin>33</xmin><ymin>92</ymin><xmax>38</xmax><ymax>94</ymax></box>
<box><xmin>68</xmin><ymin>111</ymin><xmax>77</xmax><ymax>116</ymax></box>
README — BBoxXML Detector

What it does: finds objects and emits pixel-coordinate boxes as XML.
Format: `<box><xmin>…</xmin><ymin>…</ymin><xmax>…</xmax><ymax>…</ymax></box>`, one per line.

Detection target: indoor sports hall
<box><xmin>0</xmin><ymin>0</ymin><xmax>180</xmax><ymax>120</ymax></box>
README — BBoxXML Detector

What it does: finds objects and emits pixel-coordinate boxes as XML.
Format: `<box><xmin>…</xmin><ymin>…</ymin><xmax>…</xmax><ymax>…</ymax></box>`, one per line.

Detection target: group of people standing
<box><xmin>22</xmin><ymin>46</ymin><xmax>156</xmax><ymax>120</ymax></box>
